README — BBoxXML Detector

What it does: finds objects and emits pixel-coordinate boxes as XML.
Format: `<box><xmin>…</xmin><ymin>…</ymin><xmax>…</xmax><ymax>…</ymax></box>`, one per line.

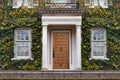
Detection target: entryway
<box><xmin>41</xmin><ymin>16</ymin><xmax>82</xmax><ymax>71</ymax></box>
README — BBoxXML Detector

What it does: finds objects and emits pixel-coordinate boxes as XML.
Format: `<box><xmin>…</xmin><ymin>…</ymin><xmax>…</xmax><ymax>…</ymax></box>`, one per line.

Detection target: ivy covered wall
<box><xmin>0</xmin><ymin>0</ymin><xmax>42</xmax><ymax>70</ymax></box>
<box><xmin>0</xmin><ymin>0</ymin><xmax>120</xmax><ymax>70</ymax></box>
<box><xmin>82</xmin><ymin>1</ymin><xmax>120</xmax><ymax>70</ymax></box>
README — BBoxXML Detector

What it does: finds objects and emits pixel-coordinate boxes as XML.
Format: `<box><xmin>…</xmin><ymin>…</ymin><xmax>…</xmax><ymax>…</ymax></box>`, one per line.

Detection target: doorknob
<box><xmin>53</xmin><ymin>48</ymin><xmax>54</xmax><ymax>58</ymax></box>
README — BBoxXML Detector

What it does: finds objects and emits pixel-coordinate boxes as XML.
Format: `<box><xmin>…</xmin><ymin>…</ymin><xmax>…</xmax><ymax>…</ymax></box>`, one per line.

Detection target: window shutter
<box><xmin>85</xmin><ymin>0</ymin><xmax>91</xmax><ymax>6</ymax></box>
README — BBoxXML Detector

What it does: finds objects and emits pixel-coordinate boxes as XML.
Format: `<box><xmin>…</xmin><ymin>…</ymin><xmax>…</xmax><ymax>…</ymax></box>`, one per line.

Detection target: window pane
<box><xmin>92</xmin><ymin>30</ymin><xmax>105</xmax><ymax>41</ymax></box>
<box><xmin>91</xmin><ymin>0</ymin><xmax>108</xmax><ymax>7</ymax></box>
<box><xmin>53</xmin><ymin>0</ymin><xmax>68</xmax><ymax>3</ymax></box>
<box><xmin>24</xmin><ymin>0</ymin><xmax>33</xmax><ymax>6</ymax></box>
<box><xmin>33</xmin><ymin>0</ymin><xmax>39</xmax><ymax>6</ymax></box>
<box><xmin>93</xmin><ymin>0</ymin><xmax>98</xmax><ymax>5</ymax></box>
<box><xmin>16</xmin><ymin>42</ymin><xmax>30</xmax><ymax>56</ymax></box>
<box><xmin>99</xmin><ymin>0</ymin><xmax>105</xmax><ymax>6</ymax></box>
<box><xmin>17</xmin><ymin>30</ymin><xmax>30</xmax><ymax>40</ymax></box>
<box><xmin>13</xmin><ymin>0</ymin><xmax>22</xmax><ymax>8</ymax></box>
<box><xmin>92</xmin><ymin>42</ymin><xmax>104</xmax><ymax>56</ymax></box>
<box><xmin>13</xmin><ymin>0</ymin><xmax>34</xmax><ymax>8</ymax></box>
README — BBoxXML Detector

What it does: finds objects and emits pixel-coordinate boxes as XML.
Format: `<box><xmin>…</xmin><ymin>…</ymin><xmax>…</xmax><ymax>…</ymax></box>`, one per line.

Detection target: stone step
<box><xmin>0</xmin><ymin>71</ymin><xmax>120</xmax><ymax>79</ymax></box>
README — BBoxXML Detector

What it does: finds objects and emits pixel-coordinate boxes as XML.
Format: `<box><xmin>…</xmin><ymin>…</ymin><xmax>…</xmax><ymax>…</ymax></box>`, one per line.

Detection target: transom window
<box><xmin>91</xmin><ymin>29</ymin><xmax>108</xmax><ymax>60</ymax></box>
<box><xmin>13</xmin><ymin>29</ymin><xmax>32</xmax><ymax>60</ymax></box>
<box><xmin>85</xmin><ymin>0</ymin><xmax>108</xmax><ymax>8</ymax></box>
<box><xmin>13</xmin><ymin>0</ymin><xmax>39</xmax><ymax>8</ymax></box>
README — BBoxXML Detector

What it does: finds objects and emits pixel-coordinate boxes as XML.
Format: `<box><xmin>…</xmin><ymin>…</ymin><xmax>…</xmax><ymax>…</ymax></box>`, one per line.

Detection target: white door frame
<box><xmin>50</xmin><ymin>30</ymin><xmax>71</xmax><ymax>70</ymax></box>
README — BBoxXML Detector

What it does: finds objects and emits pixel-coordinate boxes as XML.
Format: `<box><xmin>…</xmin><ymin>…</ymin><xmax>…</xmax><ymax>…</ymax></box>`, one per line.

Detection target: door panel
<box><xmin>52</xmin><ymin>32</ymin><xmax>69</xmax><ymax>69</ymax></box>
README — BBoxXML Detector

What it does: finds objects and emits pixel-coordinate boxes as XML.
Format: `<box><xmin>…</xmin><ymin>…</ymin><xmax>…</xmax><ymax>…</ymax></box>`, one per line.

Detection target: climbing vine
<box><xmin>82</xmin><ymin>2</ymin><xmax>120</xmax><ymax>70</ymax></box>
<box><xmin>0</xmin><ymin>0</ymin><xmax>120</xmax><ymax>70</ymax></box>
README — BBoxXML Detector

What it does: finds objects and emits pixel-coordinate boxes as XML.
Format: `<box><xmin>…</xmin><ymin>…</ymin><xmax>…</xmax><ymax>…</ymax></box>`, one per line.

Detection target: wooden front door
<box><xmin>52</xmin><ymin>31</ymin><xmax>70</xmax><ymax>69</ymax></box>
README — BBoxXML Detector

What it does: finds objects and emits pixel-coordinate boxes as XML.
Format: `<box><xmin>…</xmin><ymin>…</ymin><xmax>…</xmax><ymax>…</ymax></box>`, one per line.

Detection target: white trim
<box><xmin>50</xmin><ymin>30</ymin><xmax>72</xmax><ymax>70</ymax></box>
<box><xmin>85</xmin><ymin>0</ymin><xmax>108</xmax><ymax>8</ymax></box>
<box><xmin>42</xmin><ymin>25</ymin><xmax>48</xmax><ymax>70</ymax></box>
<box><xmin>13</xmin><ymin>29</ymin><xmax>32</xmax><ymax>60</ymax></box>
<box><xmin>90</xmin><ymin>28</ymin><xmax>108</xmax><ymax>60</ymax></box>
<box><xmin>89</xmin><ymin>57</ymin><xmax>109</xmax><ymax>60</ymax></box>
<box><xmin>42</xmin><ymin>16</ymin><xmax>82</xmax><ymax>26</ymax></box>
<box><xmin>75</xmin><ymin>25</ymin><xmax>82</xmax><ymax>70</ymax></box>
<box><xmin>89</xmin><ymin>5</ymin><xmax>108</xmax><ymax>8</ymax></box>
<box><xmin>12</xmin><ymin>0</ymin><xmax>39</xmax><ymax>8</ymax></box>
<box><xmin>12</xmin><ymin>58</ymin><xmax>33</xmax><ymax>60</ymax></box>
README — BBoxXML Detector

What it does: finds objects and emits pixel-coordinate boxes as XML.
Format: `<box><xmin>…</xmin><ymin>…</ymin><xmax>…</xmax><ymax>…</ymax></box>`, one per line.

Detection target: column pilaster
<box><xmin>42</xmin><ymin>25</ymin><xmax>48</xmax><ymax>70</ymax></box>
<box><xmin>76</xmin><ymin>25</ymin><xmax>82</xmax><ymax>70</ymax></box>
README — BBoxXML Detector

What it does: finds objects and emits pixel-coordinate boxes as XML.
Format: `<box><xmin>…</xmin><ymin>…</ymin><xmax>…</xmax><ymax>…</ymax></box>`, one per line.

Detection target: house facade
<box><xmin>0</xmin><ymin>0</ymin><xmax>120</xmax><ymax>72</ymax></box>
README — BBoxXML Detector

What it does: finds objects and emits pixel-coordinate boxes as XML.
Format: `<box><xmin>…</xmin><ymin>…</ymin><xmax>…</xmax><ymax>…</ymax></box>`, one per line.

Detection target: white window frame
<box><xmin>85</xmin><ymin>0</ymin><xmax>108</xmax><ymax>8</ymax></box>
<box><xmin>13</xmin><ymin>0</ymin><xmax>39</xmax><ymax>8</ymax></box>
<box><xmin>12</xmin><ymin>28</ymin><xmax>33</xmax><ymax>60</ymax></box>
<box><xmin>90</xmin><ymin>28</ymin><xmax>109</xmax><ymax>60</ymax></box>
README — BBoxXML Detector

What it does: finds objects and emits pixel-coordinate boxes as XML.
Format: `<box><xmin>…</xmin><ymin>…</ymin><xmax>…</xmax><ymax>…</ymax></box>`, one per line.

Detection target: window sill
<box><xmin>12</xmin><ymin>6</ymin><xmax>34</xmax><ymax>8</ymax></box>
<box><xmin>89</xmin><ymin>6</ymin><xmax>108</xmax><ymax>8</ymax></box>
<box><xmin>89</xmin><ymin>58</ymin><xmax>109</xmax><ymax>60</ymax></box>
<box><xmin>11</xmin><ymin>58</ymin><xmax>33</xmax><ymax>60</ymax></box>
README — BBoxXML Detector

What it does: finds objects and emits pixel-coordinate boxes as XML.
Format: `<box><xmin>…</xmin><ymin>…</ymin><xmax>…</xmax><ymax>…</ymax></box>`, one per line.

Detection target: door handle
<box><xmin>53</xmin><ymin>48</ymin><xmax>54</xmax><ymax>58</ymax></box>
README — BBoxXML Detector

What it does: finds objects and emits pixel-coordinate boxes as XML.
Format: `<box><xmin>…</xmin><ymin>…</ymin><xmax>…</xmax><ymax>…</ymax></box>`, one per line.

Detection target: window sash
<box><xmin>91</xmin><ymin>41</ymin><xmax>105</xmax><ymax>57</ymax></box>
<box><xmin>16</xmin><ymin>30</ymin><xmax>31</xmax><ymax>41</ymax></box>
<box><xmin>92</xmin><ymin>0</ymin><xmax>98</xmax><ymax>5</ymax></box>
<box><xmin>99</xmin><ymin>0</ymin><xmax>108</xmax><ymax>6</ymax></box>
<box><xmin>86</xmin><ymin>0</ymin><xmax>108</xmax><ymax>8</ymax></box>
<box><xmin>92</xmin><ymin>29</ymin><xmax>105</xmax><ymax>41</ymax></box>
<box><xmin>13</xmin><ymin>0</ymin><xmax>39</xmax><ymax>8</ymax></box>
<box><xmin>91</xmin><ymin>29</ymin><xmax>106</xmax><ymax>59</ymax></box>
<box><xmin>92</xmin><ymin>0</ymin><xmax>108</xmax><ymax>6</ymax></box>
<box><xmin>14</xmin><ymin>29</ymin><xmax>32</xmax><ymax>59</ymax></box>
<box><xmin>16</xmin><ymin>42</ymin><xmax>30</xmax><ymax>57</ymax></box>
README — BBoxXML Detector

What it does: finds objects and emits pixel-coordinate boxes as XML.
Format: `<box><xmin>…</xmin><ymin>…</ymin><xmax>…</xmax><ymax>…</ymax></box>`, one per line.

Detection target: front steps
<box><xmin>0</xmin><ymin>71</ymin><xmax>120</xmax><ymax>79</ymax></box>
